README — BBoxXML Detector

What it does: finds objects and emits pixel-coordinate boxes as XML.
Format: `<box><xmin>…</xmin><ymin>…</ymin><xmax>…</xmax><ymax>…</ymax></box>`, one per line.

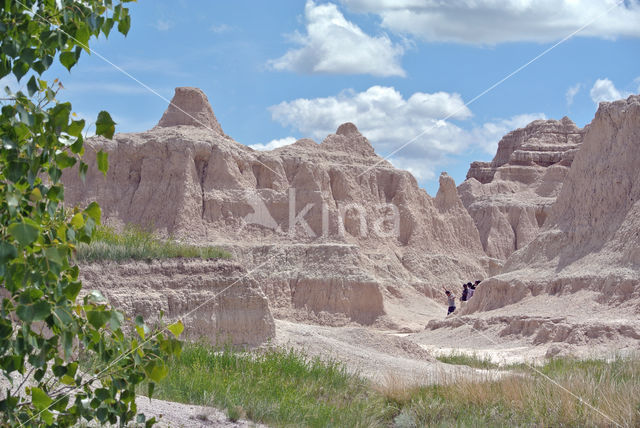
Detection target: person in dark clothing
<box><xmin>467</xmin><ymin>282</ymin><xmax>475</xmax><ymax>299</ymax></box>
<box><xmin>461</xmin><ymin>283</ymin><xmax>469</xmax><ymax>302</ymax></box>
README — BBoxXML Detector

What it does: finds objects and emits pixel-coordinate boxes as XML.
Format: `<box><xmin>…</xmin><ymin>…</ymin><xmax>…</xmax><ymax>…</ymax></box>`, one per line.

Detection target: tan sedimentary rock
<box><xmin>465</xmin><ymin>95</ymin><xmax>640</xmax><ymax>318</ymax></box>
<box><xmin>64</xmin><ymin>87</ymin><xmax>488</xmax><ymax>329</ymax></box>
<box><xmin>80</xmin><ymin>259</ymin><xmax>275</xmax><ymax>346</ymax></box>
<box><xmin>459</xmin><ymin>117</ymin><xmax>585</xmax><ymax>260</ymax></box>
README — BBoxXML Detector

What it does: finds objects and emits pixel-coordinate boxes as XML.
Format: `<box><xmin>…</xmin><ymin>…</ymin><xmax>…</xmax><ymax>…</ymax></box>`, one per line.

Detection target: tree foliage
<box><xmin>0</xmin><ymin>1</ymin><xmax>181</xmax><ymax>426</ymax></box>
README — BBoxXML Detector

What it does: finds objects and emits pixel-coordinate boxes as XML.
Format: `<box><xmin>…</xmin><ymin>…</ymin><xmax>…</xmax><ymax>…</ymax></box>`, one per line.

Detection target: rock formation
<box><xmin>64</xmin><ymin>87</ymin><xmax>488</xmax><ymax>331</ymax></box>
<box><xmin>80</xmin><ymin>260</ymin><xmax>275</xmax><ymax>346</ymax></box>
<box><xmin>461</xmin><ymin>95</ymin><xmax>640</xmax><ymax>346</ymax></box>
<box><xmin>459</xmin><ymin>117</ymin><xmax>585</xmax><ymax>260</ymax></box>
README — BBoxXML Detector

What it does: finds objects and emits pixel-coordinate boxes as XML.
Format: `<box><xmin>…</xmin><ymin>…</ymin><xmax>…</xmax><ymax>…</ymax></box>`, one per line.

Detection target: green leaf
<box><xmin>109</xmin><ymin>310</ymin><xmax>124</xmax><ymax>331</ymax></box>
<box><xmin>102</xmin><ymin>18</ymin><xmax>115</xmax><ymax>37</ymax></box>
<box><xmin>84</xmin><ymin>202</ymin><xmax>102</xmax><ymax>224</ymax></box>
<box><xmin>12</xmin><ymin>60</ymin><xmax>29</xmax><ymax>81</ymax></box>
<box><xmin>63</xmin><ymin>281</ymin><xmax>82</xmax><ymax>301</ymax></box>
<box><xmin>74</xmin><ymin>22</ymin><xmax>91</xmax><ymax>51</ymax></box>
<box><xmin>54</xmin><ymin>306</ymin><xmax>73</xmax><ymax>326</ymax></box>
<box><xmin>0</xmin><ymin>318</ymin><xmax>12</xmax><ymax>339</ymax></box>
<box><xmin>167</xmin><ymin>320</ymin><xmax>184</xmax><ymax>338</ymax></box>
<box><xmin>0</xmin><ymin>56</ymin><xmax>10</xmax><ymax>79</ymax></box>
<box><xmin>56</xmin><ymin>151</ymin><xmax>77</xmax><ymax>169</ymax></box>
<box><xmin>16</xmin><ymin>301</ymin><xmax>52</xmax><ymax>322</ymax></box>
<box><xmin>135</xmin><ymin>324</ymin><xmax>145</xmax><ymax>340</ymax></box>
<box><xmin>87</xmin><ymin>289</ymin><xmax>107</xmax><ymax>303</ymax></box>
<box><xmin>97</xmin><ymin>150</ymin><xmax>109</xmax><ymax>176</ymax></box>
<box><xmin>62</xmin><ymin>331</ymin><xmax>73</xmax><ymax>359</ymax></box>
<box><xmin>59</xmin><ymin>51</ymin><xmax>77</xmax><ymax>71</ymax></box>
<box><xmin>71</xmin><ymin>213</ymin><xmax>84</xmax><ymax>229</ymax></box>
<box><xmin>145</xmin><ymin>361</ymin><xmax>168</xmax><ymax>382</ymax></box>
<box><xmin>27</xmin><ymin>75</ymin><xmax>38</xmax><ymax>96</ymax></box>
<box><xmin>118</xmin><ymin>11</ymin><xmax>131</xmax><ymax>36</ymax></box>
<box><xmin>44</xmin><ymin>246</ymin><xmax>66</xmax><ymax>265</ymax></box>
<box><xmin>0</xmin><ymin>241</ymin><xmax>17</xmax><ymax>265</ymax></box>
<box><xmin>87</xmin><ymin>310</ymin><xmax>110</xmax><ymax>329</ymax></box>
<box><xmin>8</xmin><ymin>219</ymin><xmax>40</xmax><ymax>246</ymax></box>
<box><xmin>41</xmin><ymin>409</ymin><xmax>54</xmax><ymax>425</ymax></box>
<box><xmin>95</xmin><ymin>111</ymin><xmax>116</xmax><ymax>139</ymax></box>
<box><xmin>6</xmin><ymin>160</ymin><xmax>28</xmax><ymax>183</ymax></box>
<box><xmin>68</xmin><ymin>119</ymin><xmax>85</xmax><ymax>137</ymax></box>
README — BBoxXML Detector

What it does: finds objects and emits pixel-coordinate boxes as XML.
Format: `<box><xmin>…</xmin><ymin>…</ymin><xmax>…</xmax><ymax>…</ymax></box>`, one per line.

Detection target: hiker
<box><xmin>443</xmin><ymin>287</ymin><xmax>456</xmax><ymax>315</ymax></box>
<box><xmin>466</xmin><ymin>282</ymin><xmax>474</xmax><ymax>299</ymax></box>
<box><xmin>461</xmin><ymin>283</ymin><xmax>469</xmax><ymax>302</ymax></box>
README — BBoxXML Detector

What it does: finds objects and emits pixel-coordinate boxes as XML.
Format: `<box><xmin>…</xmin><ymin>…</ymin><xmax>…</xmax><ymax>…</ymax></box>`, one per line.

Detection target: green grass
<box><xmin>435</xmin><ymin>351</ymin><xmax>499</xmax><ymax>370</ymax></box>
<box><xmin>75</xmin><ymin>225</ymin><xmax>231</xmax><ymax>262</ymax></box>
<box><xmin>144</xmin><ymin>343</ymin><xmax>640</xmax><ymax>427</ymax></box>
<box><xmin>144</xmin><ymin>343</ymin><xmax>394</xmax><ymax>427</ymax></box>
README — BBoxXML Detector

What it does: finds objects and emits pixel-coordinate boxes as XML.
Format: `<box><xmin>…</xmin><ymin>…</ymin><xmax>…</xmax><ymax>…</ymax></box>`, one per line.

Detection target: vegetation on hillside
<box><xmin>145</xmin><ymin>343</ymin><xmax>640</xmax><ymax>427</ymax></box>
<box><xmin>75</xmin><ymin>225</ymin><xmax>231</xmax><ymax>262</ymax></box>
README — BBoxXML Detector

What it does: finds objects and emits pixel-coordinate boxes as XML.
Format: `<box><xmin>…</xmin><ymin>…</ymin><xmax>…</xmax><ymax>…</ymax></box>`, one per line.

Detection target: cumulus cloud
<box><xmin>566</xmin><ymin>83</ymin><xmax>581</xmax><ymax>107</ymax></box>
<box><xmin>250</xmin><ymin>137</ymin><xmax>297</xmax><ymax>151</ymax></box>
<box><xmin>269</xmin><ymin>85</ymin><xmax>474</xmax><ymax>179</ymax></box>
<box><xmin>589</xmin><ymin>78</ymin><xmax>631</xmax><ymax>104</ymax></box>
<box><xmin>268</xmin><ymin>0</ymin><xmax>405</xmax><ymax>77</ymax></box>
<box><xmin>471</xmin><ymin>113</ymin><xmax>547</xmax><ymax>155</ymax></box>
<box><xmin>340</xmin><ymin>0</ymin><xmax>640</xmax><ymax>44</ymax></box>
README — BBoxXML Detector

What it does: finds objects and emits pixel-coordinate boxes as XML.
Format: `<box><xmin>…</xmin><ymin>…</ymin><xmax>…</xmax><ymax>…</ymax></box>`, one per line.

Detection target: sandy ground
<box><xmin>273</xmin><ymin>319</ymin><xmax>506</xmax><ymax>387</ymax></box>
<box><xmin>136</xmin><ymin>397</ymin><xmax>264</xmax><ymax>428</ymax></box>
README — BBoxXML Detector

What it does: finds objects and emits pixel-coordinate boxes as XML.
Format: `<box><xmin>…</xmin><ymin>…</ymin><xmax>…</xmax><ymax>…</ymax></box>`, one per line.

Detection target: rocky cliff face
<box><xmin>80</xmin><ymin>260</ymin><xmax>275</xmax><ymax>346</ymax></box>
<box><xmin>64</xmin><ymin>87</ymin><xmax>488</xmax><ymax>329</ymax></box>
<box><xmin>466</xmin><ymin>95</ymin><xmax>640</xmax><ymax>314</ymax></box>
<box><xmin>459</xmin><ymin>117</ymin><xmax>585</xmax><ymax>260</ymax></box>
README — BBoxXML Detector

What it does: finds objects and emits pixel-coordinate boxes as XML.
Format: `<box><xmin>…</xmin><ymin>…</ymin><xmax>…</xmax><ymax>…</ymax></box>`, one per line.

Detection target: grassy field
<box><xmin>75</xmin><ymin>225</ymin><xmax>231</xmax><ymax>262</ymax></box>
<box><xmin>435</xmin><ymin>351</ymin><xmax>499</xmax><ymax>370</ymax></box>
<box><xmin>145</xmin><ymin>343</ymin><xmax>640</xmax><ymax>427</ymax></box>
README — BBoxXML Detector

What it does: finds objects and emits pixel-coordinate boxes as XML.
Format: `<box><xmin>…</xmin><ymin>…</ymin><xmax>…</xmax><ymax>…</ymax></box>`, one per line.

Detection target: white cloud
<box><xmin>589</xmin><ymin>78</ymin><xmax>631</xmax><ymax>104</ymax></box>
<box><xmin>471</xmin><ymin>113</ymin><xmax>547</xmax><ymax>155</ymax></box>
<box><xmin>566</xmin><ymin>83</ymin><xmax>581</xmax><ymax>107</ymax></box>
<box><xmin>210</xmin><ymin>24</ymin><xmax>232</xmax><ymax>33</ymax></box>
<box><xmin>270</xmin><ymin>85</ymin><xmax>472</xmax><ymax>179</ymax></box>
<box><xmin>268</xmin><ymin>0</ymin><xmax>405</xmax><ymax>77</ymax></box>
<box><xmin>340</xmin><ymin>0</ymin><xmax>640</xmax><ymax>44</ymax></box>
<box><xmin>250</xmin><ymin>137</ymin><xmax>297</xmax><ymax>151</ymax></box>
<box><xmin>153</xmin><ymin>19</ymin><xmax>173</xmax><ymax>31</ymax></box>
<box><xmin>386</xmin><ymin>157</ymin><xmax>435</xmax><ymax>181</ymax></box>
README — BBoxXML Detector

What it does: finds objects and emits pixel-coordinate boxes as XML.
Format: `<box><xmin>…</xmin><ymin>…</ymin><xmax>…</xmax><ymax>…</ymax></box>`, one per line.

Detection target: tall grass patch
<box><xmin>147</xmin><ymin>342</ymin><xmax>640</xmax><ymax>427</ymax></box>
<box><xmin>76</xmin><ymin>225</ymin><xmax>231</xmax><ymax>262</ymax></box>
<box><xmin>435</xmin><ymin>351</ymin><xmax>499</xmax><ymax>370</ymax></box>
<box><xmin>388</xmin><ymin>355</ymin><xmax>640</xmax><ymax>427</ymax></box>
<box><xmin>145</xmin><ymin>343</ymin><xmax>394</xmax><ymax>427</ymax></box>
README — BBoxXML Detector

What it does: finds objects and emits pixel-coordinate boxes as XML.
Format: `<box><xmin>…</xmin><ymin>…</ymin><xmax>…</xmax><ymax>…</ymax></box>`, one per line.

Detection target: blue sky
<box><xmin>7</xmin><ymin>0</ymin><xmax>640</xmax><ymax>194</ymax></box>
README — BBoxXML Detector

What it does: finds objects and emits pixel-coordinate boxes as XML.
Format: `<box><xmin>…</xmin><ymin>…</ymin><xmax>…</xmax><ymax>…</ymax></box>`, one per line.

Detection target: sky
<box><xmin>6</xmin><ymin>0</ymin><xmax>640</xmax><ymax>195</ymax></box>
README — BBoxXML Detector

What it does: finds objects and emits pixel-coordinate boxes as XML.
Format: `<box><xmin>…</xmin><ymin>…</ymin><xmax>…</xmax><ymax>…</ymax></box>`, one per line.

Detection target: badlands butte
<box><xmin>63</xmin><ymin>87</ymin><xmax>639</xmax><ymax>376</ymax></box>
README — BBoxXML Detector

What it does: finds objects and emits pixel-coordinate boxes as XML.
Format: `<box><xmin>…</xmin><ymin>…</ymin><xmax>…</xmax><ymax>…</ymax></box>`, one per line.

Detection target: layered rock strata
<box><xmin>466</xmin><ymin>95</ymin><xmax>640</xmax><ymax>316</ymax></box>
<box><xmin>80</xmin><ymin>259</ymin><xmax>275</xmax><ymax>346</ymax></box>
<box><xmin>459</xmin><ymin>117</ymin><xmax>585</xmax><ymax>260</ymax></box>
<box><xmin>64</xmin><ymin>87</ymin><xmax>488</xmax><ymax>328</ymax></box>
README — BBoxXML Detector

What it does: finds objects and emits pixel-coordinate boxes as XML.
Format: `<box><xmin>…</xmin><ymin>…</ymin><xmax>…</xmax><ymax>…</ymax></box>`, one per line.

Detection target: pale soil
<box><xmin>135</xmin><ymin>397</ymin><xmax>264</xmax><ymax>428</ymax></box>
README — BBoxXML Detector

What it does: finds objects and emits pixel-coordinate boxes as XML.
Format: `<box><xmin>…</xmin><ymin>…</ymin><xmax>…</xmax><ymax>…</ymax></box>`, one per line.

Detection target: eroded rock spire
<box><xmin>156</xmin><ymin>87</ymin><xmax>224</xmax><ymax>135</ymax></box>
